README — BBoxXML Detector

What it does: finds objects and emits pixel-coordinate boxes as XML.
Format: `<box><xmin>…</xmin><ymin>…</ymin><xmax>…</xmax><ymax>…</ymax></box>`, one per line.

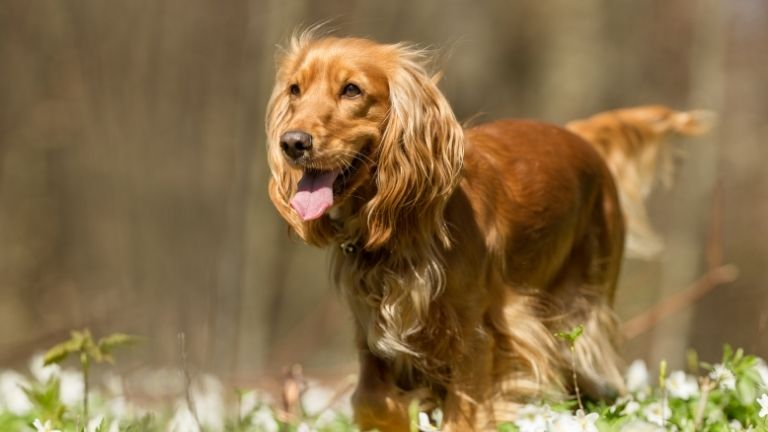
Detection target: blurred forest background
<box><xmin>1</xmin><ymin>0</ymin><xmax>766</xmax><ymax>388</ymax></box>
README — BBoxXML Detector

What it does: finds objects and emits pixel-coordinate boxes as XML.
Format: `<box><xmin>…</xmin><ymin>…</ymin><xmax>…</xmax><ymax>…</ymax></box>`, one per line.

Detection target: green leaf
<box><xmin>94</xmin><ymin>418</ymin><xmax>106</xmax><ymax>432</ymax></box>
<box><xmin>497</xmin><ymin>422</ymin><xmax>518</xmax><ymax>432</ymax></box>
<box><xmin>43</xmin><ymin>338</ymin><xmax>81</xmax><ymax>366</ymax></box>
<box><xmin>86</xmin><ymin>343</ymin><xmax>105</xmax><ymax>364</ymax></box>
<box><xmin>98</xmin><ymin>333</ymin><xmax>141</xmax><ymax>353</ymax></box>
<box><xmin>733</xmin><ymin>347</ymin><xmax>744</xmax><ymax>364</ymax></box>
<box><xmin>722</xmin><ymin>344</ymin><xmax>733</xmax><ymax>363</ymax></box>
<box><xmin>554</xmin><ymin>325</ymin><xmax>584</xmax><ymax>344</ymax></box>
<box><xmin>686</xmin><ymin>348</ymin><xmax>699</xmax><ymax>374</ymax></box>
<box><xmin>735</xmin><ymin>376</ymin><xmax>757</xmax><ymax>406</ymax></box>
<box><xmin>408</xmin><ymin>399</ymin><xmax>420</xmax><ymax>432</ymax></box>
<box><xmin>0</xmin><ymin>414</ymin><xmax>29</xmax><ymax>432</ymax></box>
<box><xmin>70</xmin><ymin>329</ymin><xmax>92</xmax><ymax>347</ymax></box>
<box><xmin>22</xmin><ymin>378</ymin><xmax>66</xmax><ymax>421</ymax></box>
<box><xmin>43</xmin><ymin>344</ymin><xmax>71</xmax><ymax>366</ymax></box>
<box><xmin>122</xmin><ymin>414</ymin><xmax>158</xmax><ymax>432</ymax></box>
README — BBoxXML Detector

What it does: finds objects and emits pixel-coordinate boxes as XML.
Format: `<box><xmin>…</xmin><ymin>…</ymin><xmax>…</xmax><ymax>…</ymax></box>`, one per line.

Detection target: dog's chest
<box><xmin>337</xmin><ymin>248</ymin><xmax>458</xmax><ymax>379</ymax></box>
<box><xmin>339</xmin><ymin>254</ymin><xmax>416</xmax><ymax>353</ymax></box>
<box><xmin>340</xmin><ymin>261</ymin><xmax>394</xmax><ymax>353</ymax></box>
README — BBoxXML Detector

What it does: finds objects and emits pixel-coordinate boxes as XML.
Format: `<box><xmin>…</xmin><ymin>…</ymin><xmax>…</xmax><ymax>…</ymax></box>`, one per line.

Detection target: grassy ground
<box><xmin>1</xmin><ymin>331</ymin><xmax>767</xmax><ymax>431</ymax></box>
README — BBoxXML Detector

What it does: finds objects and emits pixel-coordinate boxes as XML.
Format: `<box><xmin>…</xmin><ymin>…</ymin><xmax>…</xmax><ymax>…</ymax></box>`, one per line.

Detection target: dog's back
<box><xmin>566</xmin><ymin>105</ymin><xmax>716</xmax><ymax>259</ymax></box>
<box><xmin>462</xmin><ymin>119</ymin><xmax>623</xmax><ymax>291</ymax></box>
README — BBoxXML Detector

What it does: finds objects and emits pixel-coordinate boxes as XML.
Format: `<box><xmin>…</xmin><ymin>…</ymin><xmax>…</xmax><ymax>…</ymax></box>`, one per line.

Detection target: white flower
<box><xmin>709</xmin><ymin>364</ymin><xmax>736</xmax><ymax>391</ymax></box>
<box><xmin>190</xmin><ymin>374</ymin><xmax>225</xmax><ymax>431</ymax></box>
<box><xmin>106</xmin><ymin>396</ymin><xmax>128</xmax><ymax>420</ymax></box>
<box><xmin>302</xmin><ymin>382</ymin><xmax>334</xmax><ymax>415</ymax></box>
<box><xmin>431</xmin><ymin>408</ymin><xmax>443</xmax><ymax>428</ymax></box>
<box><xmin>626</xmin><ymin>360</ymin><xmax>650</xmax><ymax>393</ymax></box>
<box><xmin>167</xmin><ymin>402</ymin><xmax>201</xmax><ymax>432</ymax></box>
<box><xmin>314</xmin><ymin>410</ymin><xmax>340</xmax><ymax>428</ymax></box>
<box><xmin>29</xmin><ymin>353</ymin><xmax>61</xmax><ymax>383</ymax></box>
<box><xmin>32</xmin><ymin>419</ymin><xmax>62</xmax><ymax>432</ymax></box>
<box><xmin>86</xmin><ymin>416</ymin><xmax>104</xmax><ymax>432</ymax></box>
<box><xmin>238</xmin><ymin>389</ymin><xmax>275</xmax><ymax>418</ymax></box>
<box><xmin>514</xmin><ymin>404</ymin><xmax>549</xmax><ymax>432</ymax></box>
<box><xmin>573</xmin><ymin>410</ymin><xmax>599</xmax><ymax>432</ymax></box>
<box><xmin>548</xmin><ymin>410</ymin><xmax>599</xmax><ymax>432</ymax></box>
<box><xmin>548</xmin><ymin>412</ymin><xmax>580</xmax><ymax>432</ymax></box>
<box><xmin>418</xmin><ymin>412</ymin><xmax>439</xmax><ymax>431</ymax></box>
<box><xmin>665</xmin><ymin>371</ymin><xmax>699</xmax><ymax>400</ymax></box>
<box><xmin>620</xmin><ymin>420</ymin><xmax>663</xmax><ymax>432</ymax></box>
<box><xmin>622</xmin><ymin>400</ymin><xmax>641</xmax><ymax>415</ymax></box>
<box><xmin>58</xmin><ymin>370</ymin><xmax>84</xmax><ymax>407</ymax></box>
<box><xmin>755</xmin><ymin>359</ymin><xmax>768</xmax><ymax>388</ymax></box>
<box><xmin>758</xmin><ymin>393</ymin><xmax>768</xmax><ymax>418</ymax></box>
<box><xmin>239</xmin><ymin>390</ymin><xmax>258</xmax><ymax>418</ymax></box>
<box><xmin>610</xmin><ymin>395</ymin><xmax>641</xmax><ymax>416</ymax></box>
<box><xmin>250</xmin><ymin>405</ymin><xmax>279</xmax><ymax>432</ymax></box>
<box><xmin>609</xmin><ymin>395</ymin><xmax>629</xmax><ymax>414</ymax></box>
<box><xmin>296</xmin><ymin>423</ymin><xmax>312</xmax><ymax>432</ymax></box>
<box><xmin>642</xmin><ymin>402</ymin><xmax>671</xmax><ymax>427</ymax></box>
<box><xmin>0</xmin><ymin>370</ymin><xmax>33</xmax><ymax>414</ymax></box>
<box><xmin>706</xmin><ymin>408</ymin><xmax>724</xmax><ymax>424</ymax></box>
<box><xmin>728</xmin><ymin>419</ymin><xmax>752</xmax><ymax>431</ymax></box>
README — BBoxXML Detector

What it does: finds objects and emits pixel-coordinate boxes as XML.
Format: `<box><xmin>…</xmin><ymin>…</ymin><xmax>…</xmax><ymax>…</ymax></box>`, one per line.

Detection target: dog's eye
<box><xmin>289</xmin><ymin>84</ymin><xmax>301</xmax><ymax>96</ymax></box>
<box><xmin>341</xmin><ymin>83</ymin><xmax>362</xmax><ymax>98</ymax></box>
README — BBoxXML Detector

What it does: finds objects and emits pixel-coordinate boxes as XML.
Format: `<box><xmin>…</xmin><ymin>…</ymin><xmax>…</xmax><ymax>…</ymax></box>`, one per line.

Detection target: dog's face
<box><xmin>267</xmin><ymin>38</ymin><xmax>393</xmax><ymax>222</ymax></box>
<box><xmin>267</xmin><ymin>36</ymin><xmax>463</xmax><ymax>249</ymax></box>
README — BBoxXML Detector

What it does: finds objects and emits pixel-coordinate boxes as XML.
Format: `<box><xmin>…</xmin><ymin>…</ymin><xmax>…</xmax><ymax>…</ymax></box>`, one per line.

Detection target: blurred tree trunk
<box><xmin>649</xmin><ymin>0</ymin><xmax>726</xmax><ymax>368</ymax></box>
<box><xmin>234</xmin><ymin>0</ymin><xmax>310</xmax><ymax>373</ymax></box>
<box><xmin>526</xmin><ymin>0</ymin><xmax>606</xmax><ymax>122</ymax></box>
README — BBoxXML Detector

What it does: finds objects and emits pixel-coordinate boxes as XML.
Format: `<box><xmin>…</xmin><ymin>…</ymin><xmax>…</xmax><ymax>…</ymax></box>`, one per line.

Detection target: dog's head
<box><xmin>266</xmin><ymin>35</ymin><xmax>463</xmax><ymax>250</ymax></box>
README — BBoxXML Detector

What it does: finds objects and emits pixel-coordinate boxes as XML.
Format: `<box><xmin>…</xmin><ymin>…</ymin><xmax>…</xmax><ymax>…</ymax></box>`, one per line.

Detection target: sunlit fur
<box><xmin>567</xmin><ymin>106</ymin><xmax>715</xmax><ymax>259</ymax></box>
<box><xmin>266</xmin><ymin>33</ymin><xmax>710</xmax><ymax>431</ymax></box>
<box><xmin>266</xmin><ymin>35</ymin><xmax>463</xmax><ymax>379</ymax></box>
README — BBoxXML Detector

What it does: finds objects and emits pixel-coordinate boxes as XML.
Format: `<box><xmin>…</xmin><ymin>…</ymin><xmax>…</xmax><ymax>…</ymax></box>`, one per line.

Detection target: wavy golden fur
<box><xmin>266</xmin><ymin>33</ymin><xmax>712</xmax><ymax>431</ymax></box>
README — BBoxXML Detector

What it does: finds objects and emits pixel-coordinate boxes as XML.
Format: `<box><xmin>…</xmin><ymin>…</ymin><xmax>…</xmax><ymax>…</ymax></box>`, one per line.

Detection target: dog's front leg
<box><xmin>440</xmin><ymin>332</ymin><xmax>495</xmax><ymax>431</ymax></box>
<box><xmin>352</xmin><ymin>350</ymin><xmax>411</xmax><ymax>432</ymax></box>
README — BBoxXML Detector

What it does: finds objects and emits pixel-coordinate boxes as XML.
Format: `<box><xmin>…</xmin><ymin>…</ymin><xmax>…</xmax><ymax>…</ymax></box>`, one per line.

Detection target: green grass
<box><xmin>1</xmin><ymin>332</ymin><xmax>767</xmax><ymax>431</ymax></box>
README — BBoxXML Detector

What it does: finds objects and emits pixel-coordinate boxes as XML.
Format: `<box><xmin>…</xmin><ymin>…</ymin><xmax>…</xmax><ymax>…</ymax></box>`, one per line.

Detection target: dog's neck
<box><xmin>328</xmin><ymin>197</ymin><xmax>367</xmax><ymax>256</ymax></box>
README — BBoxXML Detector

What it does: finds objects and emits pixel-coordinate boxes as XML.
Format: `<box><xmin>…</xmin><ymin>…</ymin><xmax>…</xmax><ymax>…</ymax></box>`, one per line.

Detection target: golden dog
<box><xmin>265</xmin><ymin>34</ymin><xmax>711</xmax><ymax>431</ymax></box>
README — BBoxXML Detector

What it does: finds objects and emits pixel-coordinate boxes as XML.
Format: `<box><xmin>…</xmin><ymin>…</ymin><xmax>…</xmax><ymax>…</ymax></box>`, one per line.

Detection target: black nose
<box><xmin>280</xmin><ymin>130</ymin><xmax>313</xmax><ymax>160</ymax></box>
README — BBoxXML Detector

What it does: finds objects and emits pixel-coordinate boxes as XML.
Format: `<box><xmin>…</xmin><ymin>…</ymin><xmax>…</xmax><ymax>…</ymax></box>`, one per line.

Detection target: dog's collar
<box><xmin>339</xmin><ymin>240</ymin><xmax>359</xmax><ymax>255</ymax></box>
<box><xmin>330</xmin><ymin>212</ymin><xmax>361</xmax><ymax>256</ymax></box>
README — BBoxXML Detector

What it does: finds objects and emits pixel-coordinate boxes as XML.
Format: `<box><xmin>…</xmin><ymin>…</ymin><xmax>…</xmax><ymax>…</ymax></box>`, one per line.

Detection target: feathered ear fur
<box><xmin>361</xmin><ymin>46</ymin><xmax>464</xmax><ymax>251</ymax></box>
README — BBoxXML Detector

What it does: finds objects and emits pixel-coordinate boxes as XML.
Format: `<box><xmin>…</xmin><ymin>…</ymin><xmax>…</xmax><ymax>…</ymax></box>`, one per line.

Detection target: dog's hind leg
<box><xmin>549</xmin><ymin>176</ymin><xmax>627</xmax><ymax>399</ymax></box>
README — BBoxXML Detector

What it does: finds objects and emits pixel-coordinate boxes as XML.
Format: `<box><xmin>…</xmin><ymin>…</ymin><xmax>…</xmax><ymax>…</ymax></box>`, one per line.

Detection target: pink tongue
<box><xmin>290</xmin><ymin>170</ymin><xmax>341</xmax><ymax>221</ymax></box>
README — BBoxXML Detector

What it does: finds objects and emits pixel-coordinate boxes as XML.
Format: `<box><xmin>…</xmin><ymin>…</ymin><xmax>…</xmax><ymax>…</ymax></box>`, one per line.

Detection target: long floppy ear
<box><xmin>361</xmin><ymin>47</ymin><xmax>464</xmax><ymax>250</ymax></box>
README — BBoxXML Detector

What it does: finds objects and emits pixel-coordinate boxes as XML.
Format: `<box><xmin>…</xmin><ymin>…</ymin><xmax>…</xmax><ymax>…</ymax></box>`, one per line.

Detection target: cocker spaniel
<box><xmin>265</xmin><ymin>34</ymin><xmax>712</xmax><ymax>431</ymax></box>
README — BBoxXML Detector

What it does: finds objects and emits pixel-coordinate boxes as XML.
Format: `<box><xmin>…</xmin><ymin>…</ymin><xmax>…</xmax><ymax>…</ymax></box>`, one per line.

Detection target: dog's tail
<box><xmin>566</xmin><ymin>105</ymin><xmax>716</xmax><ymax>259</ymax></box>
